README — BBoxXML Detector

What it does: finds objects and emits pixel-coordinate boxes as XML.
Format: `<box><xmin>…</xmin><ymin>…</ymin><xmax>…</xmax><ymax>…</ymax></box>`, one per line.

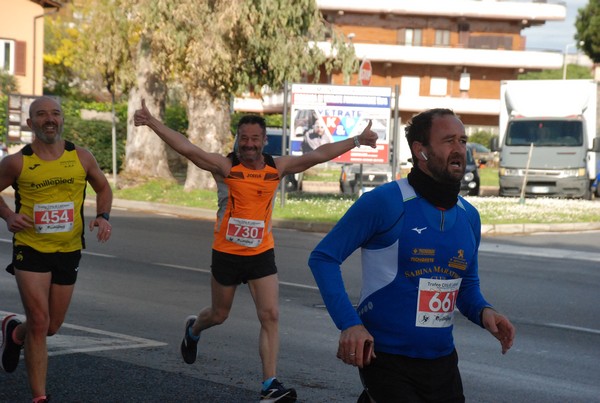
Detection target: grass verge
<box><xmin>110</xmin><ymin>179</ymin><xmax>600</xmax><ymax>225</ymax></box>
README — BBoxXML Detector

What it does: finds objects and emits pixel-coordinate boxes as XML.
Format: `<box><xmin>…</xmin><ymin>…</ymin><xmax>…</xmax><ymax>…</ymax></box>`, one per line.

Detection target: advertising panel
<box><xmin>290</xmin><ymin>84</ymin><xmax>392</xmax><ymax>164</ymax></box>
<box><xmin>6</xmin><ymin>94</ymin><xmax>61</xmax><ymax>144</ymax></box>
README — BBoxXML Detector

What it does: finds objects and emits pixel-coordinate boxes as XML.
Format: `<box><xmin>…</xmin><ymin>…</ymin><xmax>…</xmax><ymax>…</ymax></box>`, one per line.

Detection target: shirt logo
<box><xmin>412</xmin><ymin>226</ymin><xmax>427</xmax><ymax>234</ymax></box>
<box><xmin>29</xmin><ymin>164</ymin><xmax>41</xmax><ymax>170</ymax></box>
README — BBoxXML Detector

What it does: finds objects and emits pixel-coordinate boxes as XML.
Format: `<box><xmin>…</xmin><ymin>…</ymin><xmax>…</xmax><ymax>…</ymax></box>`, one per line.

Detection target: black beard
<box><xmin>407</xmin><ymin>165</ymin><xmax>461</xmax><ymax>209</ymax></box>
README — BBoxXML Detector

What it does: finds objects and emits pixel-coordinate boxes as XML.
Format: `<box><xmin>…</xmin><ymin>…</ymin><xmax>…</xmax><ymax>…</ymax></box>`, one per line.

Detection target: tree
<box><xmin>43</xmin><ymin>12</ymin><xmax>81</xmax><ymax>97</ymax></box>
<box><xmin>0</xmin><ymin>71</ymin><xmax>18</xmax><ymax>143</ymax></box>
<box><xmin>575</xmin><ymin>0</ymin><xmax>600</xmax><ymax>63</ymax></box>
<box><xmin>0</xmin><ymin>70</ymin><xmax>18</xmax><ymax>96</ymax></box>
<box><xmin>127</xmin><ymin>0</ymin><xmax>357</xmax><ymax>190</ymax></box>
<box><xmin>125</xmin><ymin>34</ymin><xmax>171</xmax><ymax>180</ymax></box>
<box><xmin>519</xmin><ymin>64</ymin><xmax>592</xmax><ymax>80</ymax></box>
<box><xmin>73</xmin><ymin>0</ymin><xmax>137</xmax><ymax>184</ymax></box>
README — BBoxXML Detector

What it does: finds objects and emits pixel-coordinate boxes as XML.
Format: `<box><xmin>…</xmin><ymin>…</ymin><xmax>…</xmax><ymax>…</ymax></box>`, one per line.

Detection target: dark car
<box><xmin>467</xmin><ymin>142</ymin><xmax>495</xmax><ymax>166</ymax></box>
<box><xmin>460</xmin><ymin>147</ymin><xmax>480</xmax><ymax>196</ymax></box>
<box><xmin>340</xmin><ymin>163</ymin><xmax>394</xmax><ymax>195</ymax></box>
<box><xmin>263</xmin><ymin>127</ymin><xmax>299</xmax><ymax>191</ymax></box>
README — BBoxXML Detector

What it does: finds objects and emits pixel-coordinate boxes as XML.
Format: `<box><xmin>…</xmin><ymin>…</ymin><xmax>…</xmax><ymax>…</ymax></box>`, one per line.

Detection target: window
<box><xmin>434</xmin><ymin>30</ymin><xmax>450</xmax><ymax>46</ymax></box>
<box><xmin>430</xmin><ymin>77</ymin><xmax>448</xmax><ymax>96</ymax></box>
<box><xmin>397</xmin><ymin>29</ymin><xmax>422</xmax><ymax>46</ymax></box>
<box><xmin>401</xmin><ymin>76</ymin><xmax>420</xmax><ymax>96</ymax></box>
<box><xmin>0</xmin><ymin>39</ymin><xmax>15</xmax><ymax>74</ymax></box>
<box><xmin>405</xmin><ymin>29</ymin><xmax>422</xmax><ymax>46</ymax></box>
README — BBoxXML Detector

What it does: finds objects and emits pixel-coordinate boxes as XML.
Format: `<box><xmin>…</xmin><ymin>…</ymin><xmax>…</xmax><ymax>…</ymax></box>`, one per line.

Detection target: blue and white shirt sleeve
<box><xmin>308</xmin><ymin>184</ymin><xmax>404</xmax><ymax>331</ymax></box>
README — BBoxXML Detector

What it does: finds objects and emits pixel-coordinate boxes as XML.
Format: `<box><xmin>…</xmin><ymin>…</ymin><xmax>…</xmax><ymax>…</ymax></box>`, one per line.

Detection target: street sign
<box><xmin>359</xmin><ymin>59</ymin><xmax>372</xmax><ymax>86</ymax></box>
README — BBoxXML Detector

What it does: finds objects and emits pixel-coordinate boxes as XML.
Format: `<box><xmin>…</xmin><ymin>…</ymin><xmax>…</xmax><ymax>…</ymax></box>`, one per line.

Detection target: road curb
<box><xmin>105</xmin><ymin>197</ymin><xmax>600</xmax><ymax>236</ymax></box>
<box><xmin>3</xmin><ymin>188</ymin><xmax>596</xmax><ymax>236</ymax></box>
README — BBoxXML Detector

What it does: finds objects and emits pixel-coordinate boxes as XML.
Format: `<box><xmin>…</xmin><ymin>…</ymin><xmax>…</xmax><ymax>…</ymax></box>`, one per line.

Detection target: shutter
<box><xmin>15</xmin><ymin>40</ymin><xmax>26</xmax><ymax>76</ymax></box>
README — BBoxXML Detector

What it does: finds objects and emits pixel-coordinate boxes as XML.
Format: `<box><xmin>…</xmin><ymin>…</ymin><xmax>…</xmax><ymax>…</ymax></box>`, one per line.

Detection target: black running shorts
<box><xmin>358</xmin><ymin>349</ymin><xmax>465</xmax><ymax>403</ymax></box>
<box><xmin>6</xmin><ymin>245</ymin><xmax>81</xmax><ymax>286</ymax></box>
<box><xmin>211</xmin><ymin>249</ymin><xmax>277</xmax><ymax>286</ymax></box>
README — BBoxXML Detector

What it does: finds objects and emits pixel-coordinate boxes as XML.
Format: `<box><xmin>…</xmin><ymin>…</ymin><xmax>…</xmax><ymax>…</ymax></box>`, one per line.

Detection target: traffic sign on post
<box><xmin>359</xmin><ymin>59</ymin><xmax>372</xmax><ymax>86</ymax></box>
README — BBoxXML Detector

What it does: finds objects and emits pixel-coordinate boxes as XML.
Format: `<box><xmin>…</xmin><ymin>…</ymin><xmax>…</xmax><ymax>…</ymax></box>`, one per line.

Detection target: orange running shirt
<box><xmin>212</xmin><ymin>153</ymin><xmax>280</xmax><ymax>256</ymax></box>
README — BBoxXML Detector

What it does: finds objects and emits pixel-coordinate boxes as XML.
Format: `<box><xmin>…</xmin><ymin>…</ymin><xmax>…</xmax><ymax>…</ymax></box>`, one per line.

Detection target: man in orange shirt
<box><xmin>134</xmin><ymin>100</ymin><xmax>377</xmax><ymax>402</ymax></box>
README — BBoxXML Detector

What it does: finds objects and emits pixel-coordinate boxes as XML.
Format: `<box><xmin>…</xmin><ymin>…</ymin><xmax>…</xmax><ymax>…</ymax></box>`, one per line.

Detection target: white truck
<box><xmin>493</xmin><ymin>79</ymin><xmax>600</xmax><ymax>199</ymax></box>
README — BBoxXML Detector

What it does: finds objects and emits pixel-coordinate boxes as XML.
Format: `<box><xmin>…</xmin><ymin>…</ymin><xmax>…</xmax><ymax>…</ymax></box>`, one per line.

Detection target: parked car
<box><xmin>460</xmin><ymin>147</ymin><xmax>480</xmax><ymax>196</ymax></box>
<box><xmin>340</xmin><ymin>163</ymin><xmax>394</xmax><ymax>195</ymax></box>
<box><xmin>467</xmin><ymin>142</ymin><xmax>495</xmax><ymax>166</ymax></box>
<box><xmin>0</xmin><ymin>143</ymin><xmax>8</xmax><ymax>159</ymax></box>
<box><xmin>263</xmin><ymin>127</ymin><xmax>299</xmax><ymax>191</ymax></box>
<box><xmin>592</xmin><ymin>173</ymin><xmax>600</xmax><ymax>198</ymax></box>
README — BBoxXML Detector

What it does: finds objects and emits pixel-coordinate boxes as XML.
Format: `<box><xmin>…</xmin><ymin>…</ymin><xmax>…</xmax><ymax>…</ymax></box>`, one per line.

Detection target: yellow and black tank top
<box><xmin>213</xmin><ymin>153</ymin><xmax>280</xmax><ymax>256</ymax></box>
<box><xmin>13</xmin><ymin>141</ymin><xmax>87</xmax><ymax>253</ymax></box>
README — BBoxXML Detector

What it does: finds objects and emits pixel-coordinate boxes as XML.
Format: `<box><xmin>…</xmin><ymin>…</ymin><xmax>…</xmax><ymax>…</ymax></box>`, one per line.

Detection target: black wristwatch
<box><xmin>96</xmin><ymin>212</ymin><xmax>110</xmax><ymax>221</ymax></box>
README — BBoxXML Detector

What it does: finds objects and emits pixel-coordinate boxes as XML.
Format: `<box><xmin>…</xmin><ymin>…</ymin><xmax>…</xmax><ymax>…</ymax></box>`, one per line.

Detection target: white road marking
<box><xmin>479</xmin><ymin>242</ymin><xmax>600</xmax><ymax>262</ymax></box>
<box><xmin>0</xmin><ymin>311</ymin><xmax>166</xmax><ymax>357</ymax></box>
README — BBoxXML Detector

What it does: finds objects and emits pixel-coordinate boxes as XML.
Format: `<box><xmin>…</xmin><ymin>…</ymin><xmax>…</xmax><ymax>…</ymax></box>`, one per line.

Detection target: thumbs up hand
<box><xmin>133</xmin><ymin>99</ymin><xmax>153</xmax><ymax>127</ymax></box>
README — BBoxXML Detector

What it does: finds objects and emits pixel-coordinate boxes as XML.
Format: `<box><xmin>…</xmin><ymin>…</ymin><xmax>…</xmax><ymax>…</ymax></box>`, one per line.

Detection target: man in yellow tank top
<box><xmin>134</xmin><ymin>99</ymin><xmax>378</xmax><ymax>402</ymax></box>
<box><xmin>0</xmin><ymin>97</ymin><xmax>113</xmax><ymax>403</ymax></box>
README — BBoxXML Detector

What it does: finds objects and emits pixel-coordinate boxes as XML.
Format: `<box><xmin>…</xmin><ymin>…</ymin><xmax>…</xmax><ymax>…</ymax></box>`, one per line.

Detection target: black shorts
<box><xmin>6</xmin><ymin>245</ymin><xmax>81</xmax><ymax>286</ymax></box>
<box><xmin>211</xmin><ymin>249</ymin><xmax>277</xmax><ymax>286</ymax></box>
<box><xmin>358</xmin><ymin>349</ymin><xmax>464</xmax><ymax>403</ymax></box>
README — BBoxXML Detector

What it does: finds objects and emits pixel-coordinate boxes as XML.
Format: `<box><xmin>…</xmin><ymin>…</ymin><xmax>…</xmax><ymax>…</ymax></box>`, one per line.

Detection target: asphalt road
<box><xmin>1</xmin><ymin>205</ymin><xmax>599</xmax><ymax>402</ymax></box>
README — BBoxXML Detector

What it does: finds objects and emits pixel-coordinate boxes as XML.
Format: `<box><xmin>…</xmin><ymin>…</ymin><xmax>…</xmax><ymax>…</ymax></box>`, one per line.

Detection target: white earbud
<box><xmin>420</xmin><ymin>151</ymin><xmax>428</xmax><ymax>161</ymax></box>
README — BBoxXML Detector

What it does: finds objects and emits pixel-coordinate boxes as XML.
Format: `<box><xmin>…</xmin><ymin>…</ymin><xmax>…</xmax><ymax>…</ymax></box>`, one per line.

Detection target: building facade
<box><xmin>234</xmin><ymin>0</ymin><xmax>567</xmax><ymax>134</ymax></box>
<box><xmin>0</xmin><ymin>0</ymin><xmax>61</xmax><ymax>96</ymax></box>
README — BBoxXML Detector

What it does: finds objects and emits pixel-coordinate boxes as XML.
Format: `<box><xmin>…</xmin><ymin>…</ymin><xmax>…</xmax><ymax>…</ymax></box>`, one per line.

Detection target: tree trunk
<box><xmin>184</xmin><ymin>90</ymin><xmax>232</xmax><ymax>191</ymax></box>
<box><xmin>125</xmin><ymin>36</ymin><xmax>172</xmax><ymax>180</ymax></box>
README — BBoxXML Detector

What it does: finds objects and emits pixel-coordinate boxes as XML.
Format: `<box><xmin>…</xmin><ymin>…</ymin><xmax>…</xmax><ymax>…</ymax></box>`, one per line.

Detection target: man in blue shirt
<box><xmin>309</xmin><ymin>108</ymin><xmax>515</xmax><ymax>402</ymax></box>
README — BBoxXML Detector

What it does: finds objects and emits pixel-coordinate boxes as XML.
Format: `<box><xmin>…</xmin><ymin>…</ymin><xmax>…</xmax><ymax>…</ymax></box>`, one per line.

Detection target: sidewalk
<box><xmin>104</xmin><ymin>196</ymin><xmax>600</xmax><ymax>237</ymax></box>
<box><xmin>3</xmin><ymin>188</ymin><xmax>597</xmax><ymax>236</ymax></box>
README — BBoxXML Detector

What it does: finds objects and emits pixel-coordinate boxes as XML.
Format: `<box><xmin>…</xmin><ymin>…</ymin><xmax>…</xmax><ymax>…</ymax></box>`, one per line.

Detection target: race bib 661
<box><xmin>415</xmin><ymin>278</ymin><xmax>462</xmax><ymax>328</ymax></box>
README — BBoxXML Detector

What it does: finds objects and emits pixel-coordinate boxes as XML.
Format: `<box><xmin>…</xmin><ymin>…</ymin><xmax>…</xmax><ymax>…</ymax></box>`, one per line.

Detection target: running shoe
<box><xmin>1</xmin><ymin>314</ymin><xmax>23</xmax><ymax>373</ymax></box>
<box><xmin>180</xmin><ymin>315</ymin><xmax>198</xmax><ymax>364</ymax></box>
<box><xmin>260</xmin><ymin>378</ymin><xmax>297</xmax><ymax>402</ymax></box>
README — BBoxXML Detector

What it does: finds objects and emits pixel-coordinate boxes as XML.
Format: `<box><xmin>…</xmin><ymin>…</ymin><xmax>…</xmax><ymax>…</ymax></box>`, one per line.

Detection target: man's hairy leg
<box><xmin>248</xmin><ymin>274</ymin><xmax>279</xmax><ymax>379</ymax></box>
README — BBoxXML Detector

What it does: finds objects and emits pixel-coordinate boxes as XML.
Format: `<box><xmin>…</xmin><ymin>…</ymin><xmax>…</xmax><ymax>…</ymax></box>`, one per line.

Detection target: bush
<box><xmin>469</xmin><ymin>130</ymin><xmax>495</xmax><ymax>149</ymax></box>
<box><xmin>0</xmin><ymin>94</ymin><xmax>7</xmax><ymax>143</ymax></box>
<box><xmin>0</xmin><ymin>70</ymin><xmax>18</xmax><ymax>96</ymax></box>
<box><xmin>165</xmin><ymin>103</ymin><xmax>188</xmax><ymax>135</ymax></box>
<box><xmin>231</xmin><ymin>112</ymin><xmax>284</xmax><ymax>135</ymax></box>
<box><xmin>62</xmin><ymin>116</ymin><xmax>126</xmax><ymax>173</ymax></box>
<box><xmin>57</xmin><ymin>98</ymin><xmax>127</xmax><ymax>173</ymax></box>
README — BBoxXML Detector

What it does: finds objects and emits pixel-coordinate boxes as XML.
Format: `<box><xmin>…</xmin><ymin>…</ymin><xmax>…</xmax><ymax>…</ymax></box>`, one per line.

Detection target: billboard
<box><xmin>290</xmin><ymin>84</ymin><xmax>392</xmax><ymax>164</ymax></box>
<box><xmin>6</xmin><ymin>94</ymin><xmax>39</xmax><ymax>144</ymax></box>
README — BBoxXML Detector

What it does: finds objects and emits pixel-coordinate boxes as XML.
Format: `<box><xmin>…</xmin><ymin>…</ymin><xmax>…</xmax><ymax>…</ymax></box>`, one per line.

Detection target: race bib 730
<box><xmin>226</xmin><ymin>217</ymin><xmax>265</xmax><ymax>248</ymax></box>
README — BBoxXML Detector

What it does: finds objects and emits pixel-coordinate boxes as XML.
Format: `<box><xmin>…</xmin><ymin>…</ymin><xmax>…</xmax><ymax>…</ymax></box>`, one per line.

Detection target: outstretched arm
<box><xmin>481</xmin><ymin>307</ymin><xmax>515</xmax><ymax>354</ymax></box>
<box><xmin>277</xmin><ymin>120</ymin><xmax>378</xmax><ymax>176</ymax></box>
<box><xmin>133</xmin><ymin>99</ymin><xmax>230</xmax><ymax>176</ymax></box>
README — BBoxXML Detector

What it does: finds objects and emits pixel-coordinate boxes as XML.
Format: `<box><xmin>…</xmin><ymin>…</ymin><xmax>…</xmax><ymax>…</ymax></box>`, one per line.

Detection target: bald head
<box><xmin>27</xmin><ymin>96</ymin><xmax>64</xmax><ymax>144</ymax></box>
<box><xmin>29</xmin><ymin>96</ymin><xmax>62</xmax><ymax>119</ymax></box>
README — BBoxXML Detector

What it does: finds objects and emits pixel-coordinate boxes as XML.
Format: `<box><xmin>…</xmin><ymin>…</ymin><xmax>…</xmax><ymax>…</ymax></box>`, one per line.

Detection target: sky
<box><xmin>524</xmin><ymin>0</ymin><xmax>587</xmax><ymax>52</ymax></box>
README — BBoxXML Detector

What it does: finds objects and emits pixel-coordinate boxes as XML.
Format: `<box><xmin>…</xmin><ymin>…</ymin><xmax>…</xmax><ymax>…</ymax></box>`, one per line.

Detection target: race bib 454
<box><xmin>33</xmin><ymin>202</ymin><xmax>75</xmax><ymax>234</ymax></box>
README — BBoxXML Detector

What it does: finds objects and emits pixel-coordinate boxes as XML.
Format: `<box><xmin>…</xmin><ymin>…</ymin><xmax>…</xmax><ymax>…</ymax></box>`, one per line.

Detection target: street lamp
<box><xmin>563</xmin><ymin>41</ymin><xmax>584</xmax><ymax>80</ymax></box>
